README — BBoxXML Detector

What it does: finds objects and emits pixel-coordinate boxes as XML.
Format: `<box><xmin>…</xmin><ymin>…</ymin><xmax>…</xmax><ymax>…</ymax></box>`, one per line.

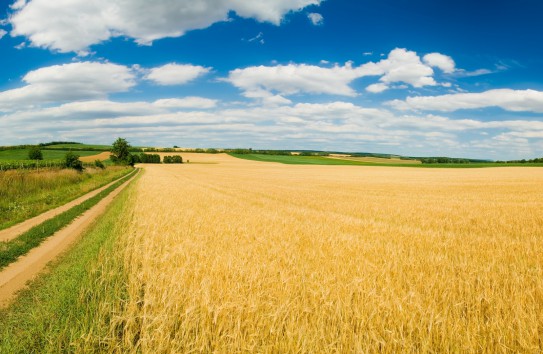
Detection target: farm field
<box><xmin>231</xmin><ymin>153</ymin><xmax>543</xmax><ymax>168</ymax></box>
<box><xmin>326</xmin><ymin>155</ymin><xmax>422</xmax><ymax>164</ymax></box>
<box><xmin>43</xmin><ymin>143</ymin><xmax>112</xmax><ymax>150</ymax></box>
<box><xmin>2</xmin><ymin>153</ymin><xmax>542</xmax><ymax>352</ymax></box>
<box><xmin>79</xmin><ymin>151</ymin><xmax>111</xmax><ymax>162</ymax></box>
<box><xmin>229</xmin><ymin>153</ymin><xmax>391</xmax><ymax>165</ymax></box>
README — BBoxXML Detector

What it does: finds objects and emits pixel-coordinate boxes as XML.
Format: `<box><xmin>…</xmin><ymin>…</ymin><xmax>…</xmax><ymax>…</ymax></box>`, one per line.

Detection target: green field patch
<box><xmin>43</xmin><ymin>144</ymin><xmax>111</xmax><ymax>150</ymax></box>
<box><xmin>229</xmin><ymin>154</ymin><xmax>377</xmax><ymax>165</ymax></box>
<box><xmin>0</xmin><ymin>149</ymin><xmax>104</xmax><ymax>161</ymax></box>
<box><xmin>43</xmin><ymin>143</ymin><xmax>112</xmax><ymax>150</ymax></box>
<box><xmin>230</xmin><ymin>154</ymin><xmax>543</xmax><ymax>168</ymax></box>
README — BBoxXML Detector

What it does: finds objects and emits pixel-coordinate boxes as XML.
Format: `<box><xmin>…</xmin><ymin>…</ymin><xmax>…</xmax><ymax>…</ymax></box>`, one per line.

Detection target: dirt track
<box><xmin>0</xmin><ymin>169</ymin><xmax>137</xmax><ymax>243</ymax></box>
<box><xmin>0</xmin><ymin>169</ymin><xmax>139</xmax><ymax>309</ymax></box>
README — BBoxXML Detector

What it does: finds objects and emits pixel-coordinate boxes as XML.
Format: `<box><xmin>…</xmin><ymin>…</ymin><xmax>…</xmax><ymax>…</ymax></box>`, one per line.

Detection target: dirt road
<box><xmin>0</xmin><ymin>169</ymin><xmax>139</xmax><ymax>309</ymax></box>
<box><xmin>0</xmin><ymin>169</ymin><xmax>137</xmax><ymax>243</ymax></box>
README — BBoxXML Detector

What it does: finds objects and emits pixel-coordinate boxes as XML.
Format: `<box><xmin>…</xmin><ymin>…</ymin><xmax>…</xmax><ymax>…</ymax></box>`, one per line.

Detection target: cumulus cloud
<box><xmin>0</xmin><ymin>29</ymin><xmax>6</xmax><ymax>40</ymax></box>
<box><xmin>10</xmin><ymin>0</ymin><xmax>322</xmax><ymax>53</ymax></box>
<box><xmin>366</xmin><ymin>83</ymin><xmax>388</xmax><ymax>93</ymax></box>
<box><xmin>0</xmin><ymin>62</ymin><xmax>136</xmax><ymax>111</ymax></box>
<box><xmin>423</xmin><ymin>53</ymin><xmax>455</xmax><ymax>73</ymax></box>
<box><xmin>145</xmin><ymin>64</ymin><xmax>211</xmax><ymax>86</ymax></box>
<box><xmin>388</xmin><ymin>89</ymin><xmax>543</xmax><ymax>113</ymax></box>
<box><xmin>226</xmin><ymin>62</ymin><xmax>383</xmax><ymax>104</ymax></box>
<box><xmin>372</xmin><ymin>48</ymin><xmax>436</xmax><ymax>90</ymax></box>
<box><xmin>153</xmin><ymin>97</ymin><xmax>218</xmax><ymax>109</ymax></box>
<box><xmin>226</xmin><ymin>48</ymin><xmax>454</xmax><ymax>100</ymax></box>
<box><xmin>307</xmin><ymin>13</ymin><xmax>324</xmax><ymax>25</ymax></box>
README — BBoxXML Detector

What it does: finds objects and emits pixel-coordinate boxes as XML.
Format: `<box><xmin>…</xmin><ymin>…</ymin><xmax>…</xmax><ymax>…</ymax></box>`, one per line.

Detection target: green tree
<box><xmin>65</xmin><ymin>152</ymin><xmax>83</xmax><ymax>171</ymax></box>
<box><xmin>110</xmin><ymin>137</ymin><xmax>132</xmax><ymax>165</ymax></box>
<box><xmin>28</xmin><ymin>146</ymin><xmax>43</xmax><ymax>160</ymax></box>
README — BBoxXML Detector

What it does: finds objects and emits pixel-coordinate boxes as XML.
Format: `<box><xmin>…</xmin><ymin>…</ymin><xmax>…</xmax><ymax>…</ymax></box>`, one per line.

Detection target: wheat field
<box><xmin>104</xmin><ymin>154</ymin><xmax>542</xmax><ymax>353</ymax></box>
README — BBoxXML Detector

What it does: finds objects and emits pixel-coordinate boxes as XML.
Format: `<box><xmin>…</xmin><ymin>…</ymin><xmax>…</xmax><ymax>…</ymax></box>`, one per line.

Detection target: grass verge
<box><xmin>0</xmin><ymin>169</ymin><xmax>137</xmax><ymax>270</ymax></box>
<box><xmin>230</xmin><ymin>153</ymin><xmax>543</xmax><ymax>168</ymax></box>
<box><xmin>0</xmin><ymin>172</ymin><xmax>137</xmax><ymax>353</ymax></box>
<box><xmin>0</xmin><ymin>166</ymin><xmax>133</xmax><ymax>230</ymax></box>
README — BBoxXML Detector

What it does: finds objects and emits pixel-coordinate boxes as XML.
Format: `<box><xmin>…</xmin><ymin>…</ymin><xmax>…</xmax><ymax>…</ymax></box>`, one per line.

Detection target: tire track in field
<box><xmin>0</xmin><ymin>169</ymin><xmax>140</xmax><ymax>309</ymax></box>
<box><xmin>0</xmin><ymin>169</ymin><xmax>137</xmax><ymax>243</ymax></box>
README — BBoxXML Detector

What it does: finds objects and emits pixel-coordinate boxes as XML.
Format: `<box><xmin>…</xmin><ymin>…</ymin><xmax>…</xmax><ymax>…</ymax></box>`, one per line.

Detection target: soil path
<box><xmin>0</xmin><ymin>169</ymin><xmax>137</xmax><ymax>243</ymax></box>
<box><xmin>0</xmin><ymin>169</ymin><xmax>139</xmax><ymax>309</ymax></box>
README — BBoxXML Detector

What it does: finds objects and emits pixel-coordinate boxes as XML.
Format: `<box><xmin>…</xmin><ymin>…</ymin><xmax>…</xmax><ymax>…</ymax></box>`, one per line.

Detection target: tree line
<box><xmin>110</xmin><ymin>138</ymin><xmax>183</xmax><ymax>165</ymax></box>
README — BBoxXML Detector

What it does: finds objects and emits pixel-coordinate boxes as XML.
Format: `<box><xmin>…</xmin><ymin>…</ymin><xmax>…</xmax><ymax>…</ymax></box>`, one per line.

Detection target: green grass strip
<box><xmin>0</xmin><ymin>168</ymin><xmax>138</xmax><ymax>270</ymax></box>
<box><xmin>229</xmin><ymin>153</ymin><xmax>543</xmax><ymax>168</ymax></box>
<box><xmin>0</xmin><ymin>174</ymin><xmax>137</xmax><ymax>353</ymax></box>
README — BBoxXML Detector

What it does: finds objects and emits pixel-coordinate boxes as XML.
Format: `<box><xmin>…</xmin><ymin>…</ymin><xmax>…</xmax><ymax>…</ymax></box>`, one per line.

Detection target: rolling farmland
<box><xmin>1</xmin><ymin>153</ymin><xmax>543</xmax><ymax>352</ymax></box>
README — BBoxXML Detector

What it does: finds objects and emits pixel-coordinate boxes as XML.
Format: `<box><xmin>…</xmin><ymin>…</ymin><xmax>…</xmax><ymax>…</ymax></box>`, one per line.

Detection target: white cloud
<box><xmin>307</xmin><ymin>13</ymin><xmax>324</xmax><ymax>26</ymax></box>
<box><xmin>154</xmin><ymin>97</ymin><xmax>218</xmax><ymax>109</ymax></box>
<box><xmin>359</xmin><ymin>49</ymin><xmax>456</xmax><ymax>93</ymax></box>
<box><xmin>454</xmin><ymin>68</ymin><xmax>493</xmax><ymax>77</ymax></box>
<box><xmin>225</xmin><ymin>48</ymin><xmax>458</xmax><ymax>100</ymax></box>
<box><xmin>0</xmin><ymin>29</ymin><xmax>6</xmax><ymax>39</ymax></box>
<box><xmin>3</xmin><ymin>98</ymin><xmax>543</xmax><ymax>159</ymax></box>
<box><xmin>10</xmin><ymin>0</ymin><xmax>322</xmax><ymax>53</ymax></box>
<box><xmin>226</xmin><ymin>62</ymin><xmax>383</xmax><ymax>104</ymax></box>
<box><xmin>423</xmin><ymin>53</ymin><xmax>455</xmax><ymax>73</ymax></box>
<box><xmin>388</xmin><ymin>89</ymin><xmax>543</xmax><ymax>113</ymax></box>
<box><xmin>247</xmin><ymin>32</ymin><xmax>264</xmax><ymax>45</ymax></box>
<box><xmin>0</xmin><ymin>62</ymin><xmax>136</xmax><ymax>111</ymax></box>
<box><xmin>374</xmin><ymin>48</ymin><xmax>436</xmax><ymax>90</ymax></box>
<box><xmin>10</xmin><ymin>0</ymin><xmax>26</xmax><ymax>10</ymax></box>
<box><xmin>366</xmin><ymin>83</ymin><xmax>388</xmax><ymax>93</ymax></box>
<box><xmin>145</xmin><ymin>64</ymin><xmax>211</xmax><ymax>86</ymax></box>
<box><xmin>0</xmin><ymin>97</ymin><xmax>218</xmax><ymax>123</ymax></box>
<box><xmin>241</xmin><ymin>88</ymin><xmax>293</xmax><ymax>106</ymax></box>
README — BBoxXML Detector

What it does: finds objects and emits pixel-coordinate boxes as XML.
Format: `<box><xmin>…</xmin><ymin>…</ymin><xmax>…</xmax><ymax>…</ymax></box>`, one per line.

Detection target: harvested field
<box><xmin>103</xmin><ymin>153</ymin><xmax>543</xmax><ymax>352</ymax></box>
<box><xmin>326</xmin><ymin>155</ymin><xmax>422</xmax><ymax>164</ymax></box>
<box><xmin>79</xmin><ymin>152</ymin><xmax>111</xmax><ymax>162</ymax></box>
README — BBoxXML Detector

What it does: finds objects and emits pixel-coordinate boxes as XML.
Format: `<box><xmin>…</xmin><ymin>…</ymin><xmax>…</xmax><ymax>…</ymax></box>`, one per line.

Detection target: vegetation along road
<box><xmin>0</xmin><ymin>169</ymin><xmax>139</xmax><ymax>308</ymax></box>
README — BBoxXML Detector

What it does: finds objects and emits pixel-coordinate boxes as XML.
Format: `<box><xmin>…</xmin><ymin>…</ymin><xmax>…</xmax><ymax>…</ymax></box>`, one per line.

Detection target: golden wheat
<box><xmin>109</xmin><ymin>154</ymin><xmax>543</xmax><ymax>353</ymax></box>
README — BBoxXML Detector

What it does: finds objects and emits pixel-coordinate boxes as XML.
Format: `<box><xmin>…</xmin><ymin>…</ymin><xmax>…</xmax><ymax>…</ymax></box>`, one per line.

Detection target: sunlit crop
<box><xmin>101</xmin><ymin>154</ymin><xmax>543</xmax><ymax>352</ymax></box>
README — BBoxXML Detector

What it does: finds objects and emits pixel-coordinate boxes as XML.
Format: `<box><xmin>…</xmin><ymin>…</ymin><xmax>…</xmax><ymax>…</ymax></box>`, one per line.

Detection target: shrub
<box><xmin>94</xmin><ymin>159</ymin><xmax>105</xmax><ymax>169</ymax></box>
<box><xmin>65</xmin><ymin>152</ymin><xmax>83</xmax><ymax>171</ymax></box>
<box><xmin>139</xmin><ymin>153</ymin><xmax>161</xmax><ymax>163</ymax></box>
<box><xmin>163</xmin><ymin>155</ymin><xmax>183</xmax><ymax>164</ymax></box>
<box><xmin>28</xmin><ymin>146</ymin><xmax>43</xmax><ymax>160</ymax></box>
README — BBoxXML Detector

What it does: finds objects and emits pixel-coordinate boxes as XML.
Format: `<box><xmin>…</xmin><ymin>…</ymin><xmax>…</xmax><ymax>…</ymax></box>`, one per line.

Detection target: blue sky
<box><xmin>1</xmin><ymin>0</ymin><xmax>542</xmax><ymax>159</ymax></box>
